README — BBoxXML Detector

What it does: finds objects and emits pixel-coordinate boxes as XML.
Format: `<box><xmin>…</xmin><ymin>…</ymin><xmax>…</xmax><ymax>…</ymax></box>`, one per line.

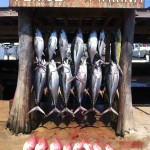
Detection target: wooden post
<box><xmin>117</xmin><ymin>10</ymin><xmax>135</xmax><ymax>136</ymax></box>
<box><xmin>6</xmin><ymin>8</ymin><xmax>37</xmax><ymax>134</ymax></box>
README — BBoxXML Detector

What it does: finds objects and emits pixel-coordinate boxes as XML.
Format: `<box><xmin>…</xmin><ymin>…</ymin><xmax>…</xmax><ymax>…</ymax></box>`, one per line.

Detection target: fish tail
<box><xmin>28</xmin><ymin>106</ymin><xmax>46</xmax><ymax>116</ymax></box>
<box><xmin>67</xmin><ymin>76</ymin><xmax>84</xmax><ymax>84</ymax></box>
<box><xmin>61</xmin><ymin>108</ymin><xmax>74</xmax><ymax>117</ymax></box>
<box><xmin>102</xmin><ymin>107</ymin><xmax>118</xmax><ymax>116</ymax></box>
<box><xmin>73</xmin><ymin>106</ymin><xmax>87</xmax><ymax>115</ymax></box>
<box><xmin>45</xmin><ymin>107</ymin><xmax>60</xmax><ymax>118</ymax></box>
<box><xmin>84</xmin><ymin>107</ymin><xmax>101</xmax><ymax>115</ymax></box>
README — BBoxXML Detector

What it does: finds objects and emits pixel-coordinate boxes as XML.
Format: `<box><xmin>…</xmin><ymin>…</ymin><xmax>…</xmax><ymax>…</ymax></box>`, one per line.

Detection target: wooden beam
<box><xmin>0</xmin><ymin>9</ymin><xmax>18</xmax><ymax>17</ymax></box>
<box><xmin>117</xmin><ymin>9</ymin><xmax>135</xmax><ymax>136</ymax></box>
<box><xmin>136</xmin><ymin>10</ymin><xmax>150</xmax><ymax>18</ymax></box>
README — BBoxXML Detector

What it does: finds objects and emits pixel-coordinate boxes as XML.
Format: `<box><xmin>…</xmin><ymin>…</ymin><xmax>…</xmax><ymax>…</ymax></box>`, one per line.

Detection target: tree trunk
<box><xmin>116</xmin><ymin>10</ymin><xmax>135</xmax><ymax>136</ymax></box>
<box><xmin>6</xmin><ymin>8</ymin><xmax>37</xmax><ymax>134</ymax></box>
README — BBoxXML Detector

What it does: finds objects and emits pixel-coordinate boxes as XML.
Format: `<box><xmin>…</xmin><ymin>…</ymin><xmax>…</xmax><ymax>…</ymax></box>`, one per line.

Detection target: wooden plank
<box><xmin>0</xmin><ymin>9</ymin><xmax>18</xmax><ymax>17</ymax></box>
<box><xmin>9</xmin><ymin>0</ymin><xmax>144</xmax><ymax>8</ymax></box>
<box><xmin>136</xmin><ymin>10</ymin><xmax>150</xmax><ymax>18</ymax></box>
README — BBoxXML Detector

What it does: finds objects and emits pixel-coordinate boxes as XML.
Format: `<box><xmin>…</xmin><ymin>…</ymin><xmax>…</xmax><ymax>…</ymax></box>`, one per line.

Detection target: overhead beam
<box><xmin>0</xmin><ymin>9</ymin><xmax>18</xmax><ymax>17</ymax></box>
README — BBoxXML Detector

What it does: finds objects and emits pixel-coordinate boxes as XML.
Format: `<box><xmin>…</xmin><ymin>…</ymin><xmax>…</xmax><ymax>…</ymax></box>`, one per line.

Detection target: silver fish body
<box><xmin>98</xmin><ymin>29</ymin><xmax>106</xmax><ymax>60</ymax></box>
<box><xmin>87</xmin><ymin>30</ymin><xmax>98</xmax><ymax>64</ymax></box>
<box><xmin>74</xmin><ymin>59</ymin><xmax>87</xmax><ymax>115</ymax></box>
<box><xmin>48</xmin><ymin>30</ymin><xmax>57</xmax><ymax>61</ymax></box>
<box><xmin>28</xmin><ymin>64</ymin><xmax>46</xmax><ymax>115</ymax></box>
<box><xmin>34</xmin><ymin>28</ymin><xmax>44</xmax><ymax>63</ymax></box>
<box><xmin>102</xmin><ymin>61</ymin><xmax>119</xmax><ymax>116</ymax></box>
<box><xmin>59</xmin><ymin>29</ymin><xmax>68</xmax><ymax>63</ymax></box>
<box><xmin>46</xmin><ymin>60</ymin><xmax>60</xmax><ymax>116</ymax></box>
<box><xmin>71</xmin><ymin>28</ymin><xmax>84</xmax><ymax>76</ymax></box>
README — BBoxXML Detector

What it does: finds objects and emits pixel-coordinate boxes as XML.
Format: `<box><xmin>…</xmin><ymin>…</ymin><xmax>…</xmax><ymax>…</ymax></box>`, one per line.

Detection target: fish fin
<box><xmin>117</xmin><ymin>64</ymin><xmax>123</xmax><ymax>76</ymax></box>
<box><xmin>61</xmin><ymin>108</ymin><xmax>74</xmax><ymax>117</ymax></box>
<box><xmin>99</xmin><ymin>90</ymin><xmax>103</xmax><ymax>97</ymax></box>
<box><xmin>58</xmin><ymin>87</ymin><xmax>62</xmax><ymax>96</ymax></box>
<box><xmin>116</xmin><ymin>89</ymin><xmax>119</xmax><ymax>98</ymax></box>
<box><xmin>75</xmin><ymin>76</ymin><xmax>85</xmax><ymax>84</ymax></box>
<box><xmin>73</xmin><ymin>106</ymin><xmax>87</xmax><ymax>115</ymax></box>
<box><xmin>28</xmin><ymin>106</ymin><xmax>46</xmax><ymax>116</ymax></box>
<box><xmin>84</xmin><ymin>89</ymin><xmax>90</xmax><ymax>96</ymax></box>
<box><xmin>67</xmin><ymin>77</ymin><xmax>76</xmax><ymax>84</ymax></box>
<box><xmin>70</xmin><ymin>88</ymin><xmax>74</xmax><ymax>96</ymax></box>
<box><xmin>46</xmin><ymin>107</ymin><xmax>60</xmax><ymax>117</ymax></box>
<box><xmin>31</xmin><ymin>85</ymin><xmax>34</xmax><ymax>92</ymax></box>
<box><xmin>84</xmin><ymin>108</ymin><xmax>101</xmax><ymax>115</ymax></box>
<box><xmin>102</xmin><ymin>107</ymin><xmax>118</xmax><ymax>116</ymax></box>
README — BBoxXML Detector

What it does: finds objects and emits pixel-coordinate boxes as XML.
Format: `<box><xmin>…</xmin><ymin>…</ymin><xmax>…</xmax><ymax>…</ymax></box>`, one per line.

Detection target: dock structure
<box><xmin>0</xmin><ymin>1</ymin><xmax>149</xmax><ymax>136</ymax></box>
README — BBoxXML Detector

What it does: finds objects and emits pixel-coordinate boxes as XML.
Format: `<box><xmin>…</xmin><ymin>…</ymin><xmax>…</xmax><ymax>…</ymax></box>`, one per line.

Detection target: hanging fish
<box><xmin>59</xmin><ymin>29</ymin><xmax>68</xmax><ymax>63</ymax></box>
<box><xmin>46</xmin><ymin>60</ymin><xmax>60</xmax><ymax>117</ymax></box>
<box><xmin>111</xmin><ymin>29</ymin><xmax>121</xmax><ymax>64</ymax></box>
<box><xmin>59</xmin><ymin>58</ymin><xmax>73</xmax><ymax>115</ymax></box>
<box><xmin>102</xmin><ymin>60</ymin><xmax>120</xmax><ymax>116</ymax></box>
<box><xmin>48</xmin><ymin>30</ymin><xmax>57</xmax><ymax>62</ymax></box>
<box><xmin>87</xmin><ymin>30</ymin><xmax>98</xmax><ymax>64</ymax></box>
<box><xmin>34</xmin><ymin>28</ymin><xmax>44</xmax><ymax>63</ymax></box>
<box><xmin>84</xmin><ymin>55</ymin><xmax>102</xmax><ymax>115</ymax></box>
<box><xmin>28</xmin><ymin>62</ymin><xmax>46</xmax><ymax>115</ymax></box>
<box><xmin>70</xmin><ymin>28</ymin><xmax>84</xmax><ymax>82</ymax></box>
<box><xmin>73</xmin><ymin>58</ymin><xmax>87</xmax><ymax>115</ymax></box>
<box><xmin>98</xmin><ymin>29</ymin><xmax>106</xmax><ymax>61</ymax></box>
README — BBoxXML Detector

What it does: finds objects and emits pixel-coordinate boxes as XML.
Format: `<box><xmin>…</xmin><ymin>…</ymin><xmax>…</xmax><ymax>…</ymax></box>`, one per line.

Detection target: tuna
<box><xmin>87</xmin><ymin>30</ymin><xmax>98</xmax><ymax>64</ymax></box>
<box><xmin>34</xmin><ymin>28</ymin><xmax>44</xmax><ymax>63</ymax></box>
<box><xmin>84</xmin><ymin>56</ymin><xmax>102</xmax><ymax>115</ymax></box>
<box><xmin>71</xmin><ymin>28</ymin><xmax>84</xmax><ymax>77</ymax></box>
<box><xmin>59</xmin><ymin>58</ymin><xmax>73</xmax><ymax>116</ymax></box>
<box><xmin>102</xmin><ymin>60</ymin><xmax>119</xmax><ymax>116</ymax></box>
<box><xmin>59</xmin><ymin>29</ymin><xmax>68</xmax><ymax>63</ymax></box>
<box><xmin>98</xmin><ymin>29</ymin><xmax>106</xmax><ymax>61</ymax></box>
<box><xmin>73</xmin><ymin>58</ymin><xmax>87</xmax><ymax>115</ymax></box>
<box><xmin>46</xmin><ymin>60</ymin><xmax>60</xmax><ymax>117</ymax></box>
<box><xmin>48</xmin><ymin>30</ymin><xmax>57</xmax><ymax>62</ymax></box>
<box><xmin>28</xmin><ymin>63</ymin><xmax>46</xmax><ymax>115</ymax></box>
<box><xmin>23</xmin><ymin>136</ymin><xmax>39</xmax><ymax>150</ymax></box>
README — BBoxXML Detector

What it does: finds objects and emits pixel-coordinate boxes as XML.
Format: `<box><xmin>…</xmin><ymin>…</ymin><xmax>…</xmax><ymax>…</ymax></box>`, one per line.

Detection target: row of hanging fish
<box><xmin>23</xmin><ymin>136</ymin><xmax>114</xmax><ymax>150</ymax></box>
<box><xmin>28</xmin><ymin>28</ymin><xmax>122</xmax><ymax>118</ymax></box>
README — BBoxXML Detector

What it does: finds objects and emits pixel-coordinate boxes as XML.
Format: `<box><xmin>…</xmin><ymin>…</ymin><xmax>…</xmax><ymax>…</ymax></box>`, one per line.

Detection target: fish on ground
<box><xmin>23</xmin><ymin>136</ymin><xmax>39</xmax><ymax>150</ymax></box>
<box><xmin>34</xmin><ymin>28</ymin><xmax>44</xmax><ymax>63</ymax></box>
<box><xmin>35</xmin><ymin>138</ymin><xmax>49</xmax><ymax>150</ymax></box>
<box><xmin>49</xmin><ymin>139</ymin><xmax>63</xmax><ymax>150</ymax></box>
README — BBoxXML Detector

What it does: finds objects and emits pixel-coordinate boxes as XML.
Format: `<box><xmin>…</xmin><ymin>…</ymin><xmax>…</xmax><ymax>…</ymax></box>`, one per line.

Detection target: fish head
<box><xmin>90</xmin><ymin>30</ymin><xmax>97</xmax><ymax>38</ymax></box>
<box><xmin>50</xmin><ymin>29</ymin><xmax>57</xmax><ymax>38</ymax></box>
<box><xmin>99</xmin><ymin>29</ymin><xmax>105</xmax><ymax>40</ymax></box>
<box><xmin>76</xmin><ymin>28</ymin><xmax>83</xmax><ymax>39</ymax></box>
<box><xmin>35</xmin><ymin>138</ymin><xmax>49</xmax><ymax>150</ymax></box>
<box><xmin>60</xmin><ymin>28</ymin><xmax>67</xmax><ymax>38</ymax></box>
<box><xmin>35</xmin><ymin>28</ymin><xmax>43</xmax><ymax>37</ymax></box>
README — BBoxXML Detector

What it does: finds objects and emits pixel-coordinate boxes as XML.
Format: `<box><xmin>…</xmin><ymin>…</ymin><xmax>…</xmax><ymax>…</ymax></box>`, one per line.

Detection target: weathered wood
<box><xmin>117</xmin><ymin>10</ymin><xmax>135</xmax><ymax>136</ymax></box>
<box><xmin>6</xmin><ymin>8</ymin><xmax>37</xmax><ymax>134</ymax></box>
<box><xmin>0</xmin><ymin>9</ymin><xmax>18</xmax><ymax>17</ymax></box>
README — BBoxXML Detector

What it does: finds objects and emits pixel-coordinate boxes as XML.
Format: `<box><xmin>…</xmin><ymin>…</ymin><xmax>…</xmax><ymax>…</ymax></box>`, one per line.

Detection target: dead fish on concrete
<box><xmin>34</xmin><ymin>28</ymin><xmax>44</xmax><ymax>63</ymax></box>
<box><xmin>46</xmin><ymin>59</ymin><xmax>60</xmax><ymax>117</ymax></box>
<box><xmin>102</xmin><ymin>60</ymin><xmax>120</xmax><ymax>116</ymax></box>
<box><xmin>70</xmin><ymin>28</ymin><xmax>84</xmax><ymax>82</ymax></box>
<box><xmin>48</xmin><ymin>30</ymin><xmax>57</xmax><ymax>62</ymax></box>
<box><xmin>84</xmin><ymin>55</ymin><xmax>103</xmax><ymax>115</ymax></box>
<box><xmin>98</xmin><ymin>29</ymin><xmax>106</xmax><ymax>61</ymax></box>
<box><xmin>73</xmin><ymin>58</ymin><xmax>87</xmax><ymax>115</ymax></box>
<box><xmin>59</xmin><ymin>29</ymin><xmax>68</xmax><ymax>63</ymax></box>
<box><xmin>28</xmin><ymin>62</ymin><xmax>46</xmax><ymax>115</ymax></box>
<box><xmin>59</xmin><ymin>58</ymin><xmax>74</xmax><ymax>116</ymax></box>
<box><xmin>87</xmin><ymin>30</ymin><xmax>98</xmax><ymax>64</ymax></box>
